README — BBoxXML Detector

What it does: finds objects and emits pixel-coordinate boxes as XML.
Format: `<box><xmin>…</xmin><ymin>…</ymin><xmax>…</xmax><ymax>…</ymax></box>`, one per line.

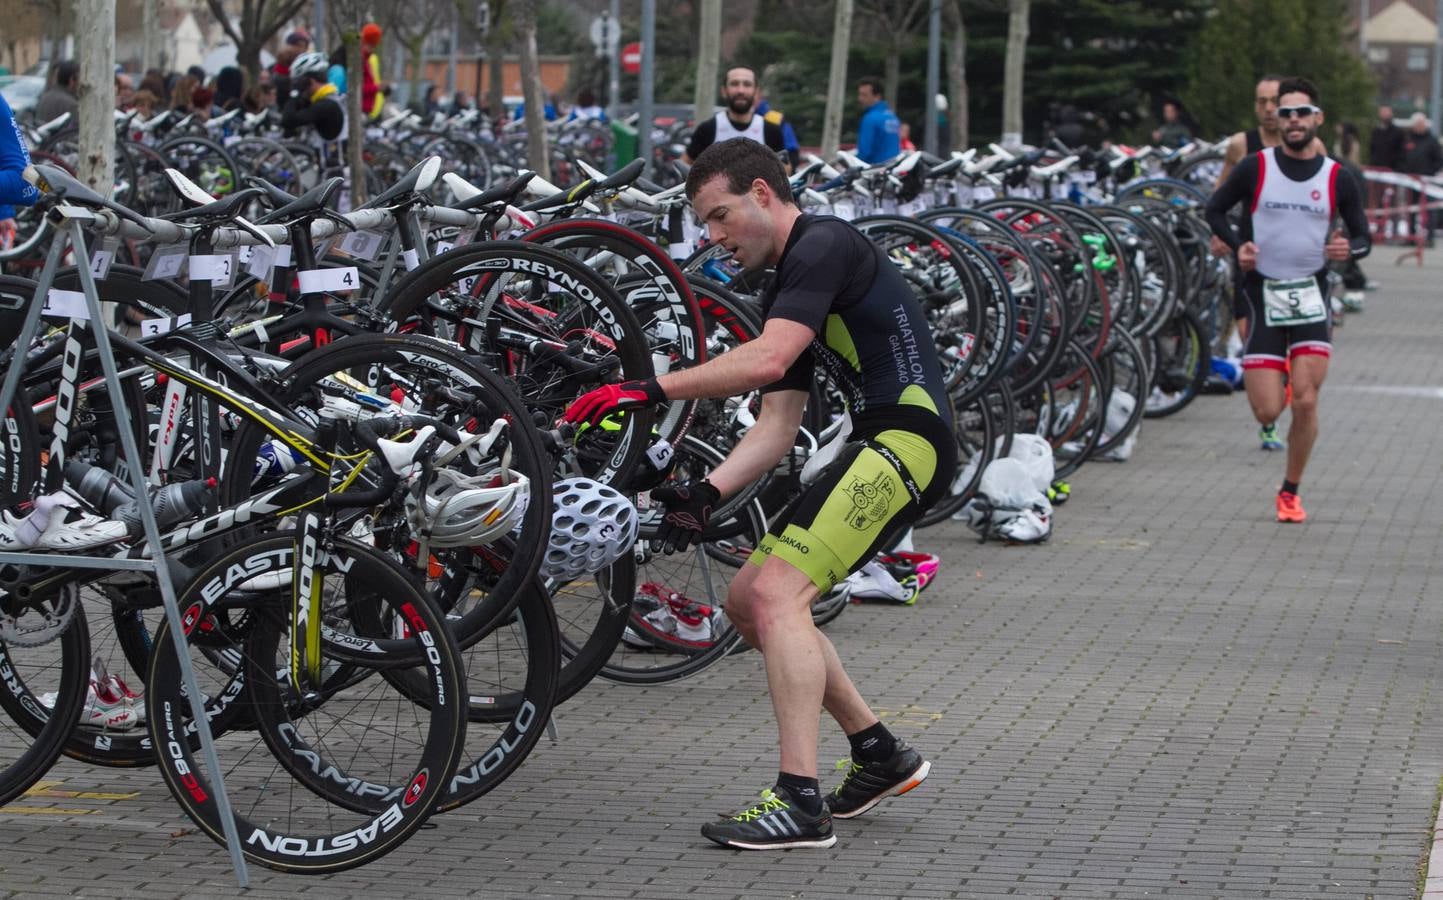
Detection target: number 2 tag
<box><xmin>298</xmin><ymin>266</ymin><xmax>360</xmax><ymax>294</ymax></box>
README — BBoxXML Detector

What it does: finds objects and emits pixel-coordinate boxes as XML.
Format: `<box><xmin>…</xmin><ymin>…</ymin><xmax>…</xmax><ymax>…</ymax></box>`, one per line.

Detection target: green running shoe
<box><xmin>1259</xmin><ymin>423</ymin><xmax>1283</xmax><ymax>451</ymax></box>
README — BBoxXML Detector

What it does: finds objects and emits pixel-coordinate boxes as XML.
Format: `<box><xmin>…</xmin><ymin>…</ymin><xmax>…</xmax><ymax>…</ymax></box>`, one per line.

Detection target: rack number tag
<box><xmin>298</xmin><ymin>266</ymin><xmax>360</xmax><ymax>294</ymax></box>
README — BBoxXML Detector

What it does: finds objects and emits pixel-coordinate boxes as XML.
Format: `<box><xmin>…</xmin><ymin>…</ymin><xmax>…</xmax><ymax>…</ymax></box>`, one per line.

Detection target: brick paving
<box><xmin>3</xmin><ymin>256</ymin><xmax>1443</xmax><ymax>898</ymax></box>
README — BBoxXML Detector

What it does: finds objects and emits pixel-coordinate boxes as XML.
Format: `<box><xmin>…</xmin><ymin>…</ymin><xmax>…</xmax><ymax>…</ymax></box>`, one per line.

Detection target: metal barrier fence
<box><xmin>1361</xmin><ymin>167</ymin><xmax>1443</xmax><ymax>265</ymax></box>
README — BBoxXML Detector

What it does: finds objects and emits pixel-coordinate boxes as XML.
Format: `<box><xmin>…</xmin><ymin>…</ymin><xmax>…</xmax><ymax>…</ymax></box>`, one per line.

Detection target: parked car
<box><xmin>0</xmin><ymin>75</ymin><xmax>46</xmax><ymax>121</ymax></box>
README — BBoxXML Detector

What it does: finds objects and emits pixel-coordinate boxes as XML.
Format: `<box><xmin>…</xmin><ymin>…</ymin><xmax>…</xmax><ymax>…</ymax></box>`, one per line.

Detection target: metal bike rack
<box><xmin>0</xmin><ymin>208</ymin><xmax>249</xmax><ymax>886</ymax></box>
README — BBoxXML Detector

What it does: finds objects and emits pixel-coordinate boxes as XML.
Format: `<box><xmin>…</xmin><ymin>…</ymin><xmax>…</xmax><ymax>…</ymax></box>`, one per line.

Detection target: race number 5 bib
<box><xmin>1262</xmin><ymin>277</ymin><xmax>1326</xmax><ymax>327</ymax></box>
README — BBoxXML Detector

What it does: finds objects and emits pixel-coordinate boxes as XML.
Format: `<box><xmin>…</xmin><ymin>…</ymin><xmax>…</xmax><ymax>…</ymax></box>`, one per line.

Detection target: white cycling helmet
<box><xmin>407</xmin><ymin>467</ymin><xmax>530</xmax><ymax>551</ymax></box>
<box><xmin>290</xmin><ymin>51</ymin><xmax>330</xmax><ymax>81</ymax></box>
<box><xmin>541</xmin><ymin>477</ymin><xmax>637</xmax><ymax>583</ymax></box>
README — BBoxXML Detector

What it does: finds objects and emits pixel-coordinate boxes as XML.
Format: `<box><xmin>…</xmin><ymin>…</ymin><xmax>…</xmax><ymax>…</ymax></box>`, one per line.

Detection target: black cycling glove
<box><xmin>649</xmin><ymin>480</ymin><xmax>720</xmax><ymax>554</ymax></box>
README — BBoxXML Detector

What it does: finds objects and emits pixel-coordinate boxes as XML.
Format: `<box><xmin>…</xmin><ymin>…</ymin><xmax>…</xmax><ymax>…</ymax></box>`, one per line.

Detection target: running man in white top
<box><xmin>1205</xmin><ymin>77</ymin><xmax>1371</xmax><ymax>523</ymax></box>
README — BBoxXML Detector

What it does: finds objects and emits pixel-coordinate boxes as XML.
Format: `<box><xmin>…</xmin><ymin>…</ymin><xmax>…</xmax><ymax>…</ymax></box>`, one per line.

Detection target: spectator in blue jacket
<box><xmin>0</xmin><ymin>93</ymin><xmax>40</xmax><ymax>249</ymax></box>
<box><xmin>855</xmin><ymin>76</ymin><xmax>900</xmax><ymax>164</ymax></box>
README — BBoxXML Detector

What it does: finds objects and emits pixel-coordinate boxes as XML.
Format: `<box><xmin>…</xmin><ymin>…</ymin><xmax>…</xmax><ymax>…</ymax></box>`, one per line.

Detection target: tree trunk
<box><xmin>141</xmin><ymin>0</ymin><xmax>158</xmax><ymax>71</ymax></box>
<box><xmin>884</xmin><ymin>44</ymin><xmax>900</xmax><ymax>110</ymax></box>
<box><xmin>515</xmin><ymin>0</ymin><xmax>550</xmax><ymax>179</ymax></box>
<box><xmin>692</xmin><ymin>0</ymin><xmax>721</xmax><ymax>120</ymax></box>
<box><xmin>943</xmin><ymin>0</ymin><xmax>967</xmax><ymax>152</ymax></box>
<box><xmin>821</xmin><ymin>0</ymin><xmax>853</xmax><ymax>159</ymax></box>
<box><xmin>238</xmin><ymin>42</ymin><xmax>264</xmax><ymax>85</ymax></box>
<box><xmin>345</xmin><ymin>31</ymin><xmax>368</xmax><ymax>206</ymax></box>
<box><xmin>1002</xmin><ymin>0</ymin><xmax>1029</xmax><ymax>146</ymax></box>
<box><xmin>407</xmin><ymin>37</ymin><xmax>426</xmax><ymax>113</ymax></box>
<box><xmin>76</xmin><ymin>0</ymin><xmax>115</xmax><ymax>194</ymax></box>
<box><xmin>485</xmin><ymin>2</ymin><xmax>506</xmax><ymax>119</ymax></box>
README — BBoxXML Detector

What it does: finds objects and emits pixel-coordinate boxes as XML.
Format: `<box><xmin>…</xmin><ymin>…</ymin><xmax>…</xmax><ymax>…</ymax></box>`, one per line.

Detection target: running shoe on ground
<box><xmin>621</xmin><ymin>583</ymin><xmax>722</xmax><ymax>651</ymax></box>
<box><xmin>92</xmin><ymin>654</ymin><xmax>145</xmax><ymax>725</ymax></box>
<box><xmin>1047</xmin><ymin>481</ymin><xmax>1071</xmax><ymax>505</ymax></box>
<box><xmin>1259</xmin><ymin>423</ymin><xmax>1284</xmax><ymax>451</ymax></box>
<box><xmin>826</xmin><ymin>740</ymin><xmax>931</xmax><ymax>819</ymax></box>
<box><xmin>1276</xmin><ymin>490</ymin><xmax>1306</xmax><ymax>523</ymax></box>
<box><xmin>700</xmin><ymin>788</ymin><xmax>836</xmax><ymax>850</ymax></box>
<box><xmin>1341</xmin><ymin>290</ymin><xmax>1365</xmax><ymax>312</ymax></box>
<box><xmin>39</xmin><ymin>675</ymin><xmax>140</xmax><ymax>730</ymax></box>
<box><xmin>846</xmin><ymin>560</ymin><xmax>912</xmax><ymax>604</ymax></box>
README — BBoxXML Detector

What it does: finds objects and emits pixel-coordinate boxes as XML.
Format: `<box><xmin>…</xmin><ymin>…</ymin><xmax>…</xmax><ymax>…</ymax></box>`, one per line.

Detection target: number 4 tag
<box><xmin>297</xmin><ymin>266</ymin><xmax>360</xmax><ymax>294</ymax></box>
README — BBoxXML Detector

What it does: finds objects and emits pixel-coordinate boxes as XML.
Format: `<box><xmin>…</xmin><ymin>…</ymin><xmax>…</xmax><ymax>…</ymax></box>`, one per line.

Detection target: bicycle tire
<box><xmin>146</xmin><ymin>532</ymin><xmax>467</xmax><ymax>874</ymax></box>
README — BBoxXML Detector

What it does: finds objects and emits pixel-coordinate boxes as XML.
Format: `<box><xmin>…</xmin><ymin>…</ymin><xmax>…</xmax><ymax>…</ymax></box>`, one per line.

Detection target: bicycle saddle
<box><xmin>452</xmin><ymin>171</ymin><xmax>537</xmax><ymax>211</ymax></box>
<box><xmin>359</xmin><ymin>156</ymin><xmax>441</xmax><ymax>210</ymax></box>
<box><xmin>158</xmin><ymin>186</ymin><xmax>267</xmax><ymax>224</ymax></box>
<box><xmin>252</xmin><ymin>176</ymin><xmax>345</xmax><ymax>225</ymax></box>
<box><xmin>25</xmin><ymin>164</ymin><xmax>152</xmax><ymax>230</ymax></box>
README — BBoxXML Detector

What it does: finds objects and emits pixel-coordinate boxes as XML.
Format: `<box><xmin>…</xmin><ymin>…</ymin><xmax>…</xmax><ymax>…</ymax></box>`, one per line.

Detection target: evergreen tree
<box><xmin>1183</xmin><ymin>0</ymin><xmax>1374</xmax><ymax>138</ymax></box>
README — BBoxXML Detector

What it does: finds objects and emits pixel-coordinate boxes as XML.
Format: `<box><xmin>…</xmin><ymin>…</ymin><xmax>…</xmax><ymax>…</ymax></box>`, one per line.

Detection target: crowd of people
<box><xmin>25</xmin><ymin>25</ymin><xmax>398</xmax><ymax>140</ymax></box>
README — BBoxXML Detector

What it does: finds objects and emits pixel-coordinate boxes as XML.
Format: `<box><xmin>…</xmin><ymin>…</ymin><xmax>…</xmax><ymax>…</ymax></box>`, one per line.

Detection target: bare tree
<box><xmin>384</xmin><ymin>0</ymin><xmax>447</xmax><ymax>114</ymax></box>
<box><xmin>205</xmin><ymin>0</ymin><xmax>310</xmax><ymax>83</ymax></box>
<box><xmin>943</xmin><ymin>0</ymin><xmax>967</xmax><ymax>151</ymax></box>
<box><xmin>485</xmin><ymin>0</ymin><xmax>510</xmax><ymax>118</ymax></box>
<box><xmin>75</xmin><ymin>0</ymin><xmax>115</xmax><ymax>193</ymax></box>
<box><xmin>820</xmin><ymin>0</ymin><xmax>853</xmax><ymax>159</ymax></box>
<box><xmin>1001</xmin><ymin>0</ymin><xmax>1029</xmax><ymax>146</ymax></box>
<box><xmin>24</xmin><ymin>0</ymin><xmax>74</xmax><ymax>63</ymax></box>
<box><xmin>514</xmin><ymin>0</ymin><xmax>550</xmax><ymax>179</ymax></box>
<box><xmin>693</xmin><ymin>0</ymin><xmax>721</xmax><ymax>118</ymax></box>
<box><xmin>856</xmin><ymin>0</ymin><xmax>926</xmax><ymax>108</ymax></box>
<box><xmin>326</xmin><ymin>0</ymin><xmax>369</xmax><ymax>205</ymax></box>
<box><xmin>449</xmin><ymin>0</ymin><xmax>509</xmax><ymax>118</ymax></box>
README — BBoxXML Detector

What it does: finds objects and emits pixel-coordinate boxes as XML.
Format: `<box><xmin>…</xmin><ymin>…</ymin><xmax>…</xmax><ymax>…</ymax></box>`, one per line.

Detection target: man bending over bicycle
<box><xmin>564</xmin><ymin>138</ymin><xmax>956</xmax><ymax>849</ymax></box>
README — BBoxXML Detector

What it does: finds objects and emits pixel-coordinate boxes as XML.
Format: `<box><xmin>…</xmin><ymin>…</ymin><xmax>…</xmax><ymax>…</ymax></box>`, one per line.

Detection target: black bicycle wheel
<box><xmin>1144</xmin><ymin>308</ymin><xmax>1209</xmax><ymax>419</ymax></box>
<box><xmin>379</xmin><ymin>241</ymin><xmax>655</xmax><ymax>488</ymax></box>
<box><xmin>0</xmin><ymin>590</ymin><xmax>90</xmax><ymax>805</ymax></box>
<box><xmin>1092</xmin><ymin>329</ymin><xmax>1150</xmax><ymax>457</ymax></box>
<box><xmin>219</xmin><ymin>332</ymin><xmax>553</xmax><ymax>642</ymax></box>
<box><xmin>146</xmin><ymin>532</ymin><xmax>466</xmax><ymax>874</ymax></box>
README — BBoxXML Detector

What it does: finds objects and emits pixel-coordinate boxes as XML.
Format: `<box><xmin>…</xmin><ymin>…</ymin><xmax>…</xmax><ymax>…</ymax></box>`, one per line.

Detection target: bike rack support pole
<box><xmin>0</xmin><ymin>213</ymin><xmax>250</xmax><ymax>887</ymax></box>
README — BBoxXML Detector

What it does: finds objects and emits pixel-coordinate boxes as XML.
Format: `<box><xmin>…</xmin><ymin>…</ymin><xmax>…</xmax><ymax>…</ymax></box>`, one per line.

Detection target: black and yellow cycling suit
<box><xmin>747</xmin><ymin>214</ymin><xmax>957</xmax><ymax>591</ymax></box>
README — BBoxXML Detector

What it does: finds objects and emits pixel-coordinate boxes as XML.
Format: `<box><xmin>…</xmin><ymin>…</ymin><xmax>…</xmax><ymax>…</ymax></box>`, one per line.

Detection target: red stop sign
<box><xmin>621</xmin><ymin>42</ymin><xmax>642</xmax><ymax>75</ymax></box>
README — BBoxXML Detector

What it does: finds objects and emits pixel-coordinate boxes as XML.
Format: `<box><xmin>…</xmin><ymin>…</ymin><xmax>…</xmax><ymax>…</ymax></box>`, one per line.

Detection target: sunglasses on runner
<box><xmin>1277</xmin><ymin>104</ymin><xmax>1321</xmax><ymax>119</ymax></box>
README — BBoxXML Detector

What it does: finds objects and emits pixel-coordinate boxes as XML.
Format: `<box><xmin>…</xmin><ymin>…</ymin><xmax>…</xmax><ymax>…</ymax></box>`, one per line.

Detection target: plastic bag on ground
<box><xmin>1006</xmin><ymin>434</ymin><xmax>1055</xmax><ymax>494</ymax></box>
<box><xmin>958</xmin><ymin>455</ymin><xmax>1053</xmax><ymax>544</ymax></box>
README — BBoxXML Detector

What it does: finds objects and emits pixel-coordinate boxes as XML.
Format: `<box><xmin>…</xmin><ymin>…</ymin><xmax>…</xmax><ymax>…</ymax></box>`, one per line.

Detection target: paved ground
<box><xmin>4</xmin><ymin>255</ymin><xmax>1443</xmax><ymax>898</ymax></box>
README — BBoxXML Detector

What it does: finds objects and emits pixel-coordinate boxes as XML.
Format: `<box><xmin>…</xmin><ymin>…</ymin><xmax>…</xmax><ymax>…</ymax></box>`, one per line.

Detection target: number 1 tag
<box><xmin>89</xmin><ymin>241</ymin><xmax>116</xmax><ymax>281</ymax></box>
<box><xmin>43</xmin><ymin>289</ymin><xmax>90</xmax><ymax>319</ymax></box>
<box><xmin>298</xmin><ymin>266</ymin><xmax>360</xmax><ymax>295</ymax></box>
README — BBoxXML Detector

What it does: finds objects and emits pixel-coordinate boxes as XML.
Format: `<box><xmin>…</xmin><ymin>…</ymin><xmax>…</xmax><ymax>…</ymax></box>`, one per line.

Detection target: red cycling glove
<box><xmin>562</xmin><ymin>378</ymin><xmax>666</xmax><ymax>429</ymax></box>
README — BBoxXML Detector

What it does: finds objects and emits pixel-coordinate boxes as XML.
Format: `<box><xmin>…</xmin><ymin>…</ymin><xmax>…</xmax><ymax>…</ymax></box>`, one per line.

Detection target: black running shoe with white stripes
<box><xmin>700</xmin><ymin>788</ymin><xmax>836</xmax><ymax>850</ymax></box>
<box><xmin>826</xmin><ymin>740</ymin><xmax>931</xmax><ymax>819</ymax></box>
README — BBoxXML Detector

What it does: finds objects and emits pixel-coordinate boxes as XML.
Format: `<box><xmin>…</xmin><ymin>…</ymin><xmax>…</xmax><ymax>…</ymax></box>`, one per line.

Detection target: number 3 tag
<box><xmin>298</xmin><ymin>266</ymin><xmax>360</xmax><ymax>294</ymax></box>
